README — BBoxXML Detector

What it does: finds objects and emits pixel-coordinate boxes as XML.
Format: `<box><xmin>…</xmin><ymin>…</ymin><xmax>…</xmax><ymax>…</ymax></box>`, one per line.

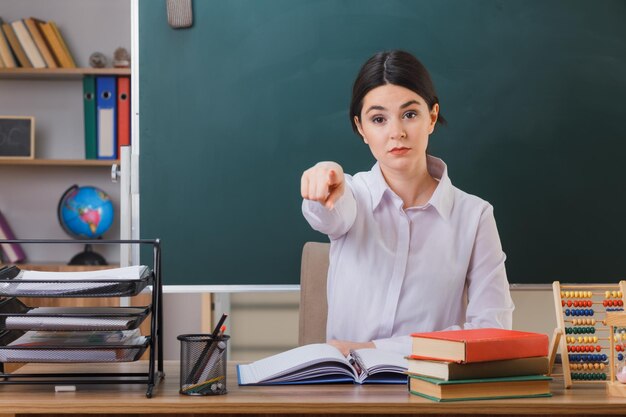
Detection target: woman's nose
<box><xmin>389</xmin><ymin>121</ymin><xmax>407</xmax><ymax>140</ymax></box>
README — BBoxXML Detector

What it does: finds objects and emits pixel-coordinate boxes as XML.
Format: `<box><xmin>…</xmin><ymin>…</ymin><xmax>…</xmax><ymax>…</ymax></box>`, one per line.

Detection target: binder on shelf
<box><xmin>10</xmin><ymin>20</ymin><xmax>45</xmax><ymax>68</ymax></box>
<box><xmin>117</xmin><ymin>77</ymin><xmax>131</xmax><ymax>157</ymax></box>
<box><xmin>0</xmin><ymin>21</ymin><xmax>16</xmax><ymax>68</ymax></box>
<box><xmin>24</xmin><ymin>18</ymin><xmax>57</xmax><ymax>68</ymax></box>
<box><xmin>0</xmin><ymin>211</ymin><xmax>26</xmax><ymax>264</ymax></box>
<box><xmin>96</xmin><ymin>76</ymin><xmax>118</xmax><ymax>160</ymax></box>
<box><xmin>83</xmin><ymin>75</ymin><xmax>97</xmax><ymax>159</ymax></box>
<box><xmin>0</xmin><ymin>18</ymin><xmax>32</xmax><ymax>68</ymax></box>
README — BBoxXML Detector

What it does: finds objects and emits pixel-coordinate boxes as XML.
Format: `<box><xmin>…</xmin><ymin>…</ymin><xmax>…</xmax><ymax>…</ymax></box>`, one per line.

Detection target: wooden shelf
<box><xmin>0</xmin><ymin>68</ymin><xmax>130</xmax><ymax>80</ymax></box>
<box><xmin>0</xmin><ymin>159</ymin><xmax>118</xmax><ymax>167</ymax></box>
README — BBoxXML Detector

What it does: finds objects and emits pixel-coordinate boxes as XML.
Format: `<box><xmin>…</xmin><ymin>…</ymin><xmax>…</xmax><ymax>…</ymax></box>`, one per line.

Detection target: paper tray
<box><xmin>0</xmin><ymin>331</ymin><xmax>150</xmax><ymax>363</ymax></box>
<box><xmin>0</xmin><ymin>298</ymin><xmax>151</xmax><ymax>331</ymax></box>
<box><xmin>0</xmin><ymin>275</ymin><xmax>152</xmax><ymax>298</ymax></box>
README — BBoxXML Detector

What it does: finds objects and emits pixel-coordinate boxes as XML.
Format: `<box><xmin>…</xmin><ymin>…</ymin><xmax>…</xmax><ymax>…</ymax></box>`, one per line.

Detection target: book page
<box><xmin>356</xmin><ymin>348</ymin><xmax>408</xmax><ymax>371</ymax></box>
<box><xmin>238</xmin><ymin>343</ymin><xmax>354</xmax><ymax>384</ymax></box>
<box><xmin>353</xmin><ymin>348</ymin><xmax>408</xmax><ymax>383</ymax></box>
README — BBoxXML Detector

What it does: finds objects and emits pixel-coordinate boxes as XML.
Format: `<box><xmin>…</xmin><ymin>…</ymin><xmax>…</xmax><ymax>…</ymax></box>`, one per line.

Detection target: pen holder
<box><xmin>177</xmin><ymin>333</ymin><xmax>230</xmax><ymax>395</ymax></box>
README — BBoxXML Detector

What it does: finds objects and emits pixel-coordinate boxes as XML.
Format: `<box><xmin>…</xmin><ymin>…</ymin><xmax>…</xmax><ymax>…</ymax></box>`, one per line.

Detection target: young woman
<box><xmin>300</xmin><ymin>50</ymin><xmax>514</xmax><ymax>356</ymax></box>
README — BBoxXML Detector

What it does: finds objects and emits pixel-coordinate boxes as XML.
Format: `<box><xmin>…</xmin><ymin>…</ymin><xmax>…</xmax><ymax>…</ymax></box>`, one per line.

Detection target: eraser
<box><xmin>55</xmin><ymin>385</ymin><xmax>76</xmax><ymax>392</ymax></box>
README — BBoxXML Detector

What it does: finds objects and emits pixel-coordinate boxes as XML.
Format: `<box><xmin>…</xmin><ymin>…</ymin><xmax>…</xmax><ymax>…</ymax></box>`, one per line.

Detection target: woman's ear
<box><xmin>429</xmin><ymin>103</ymin><xmax>439</xmax><ymax>134</ymax></box>
<box><xmin>354</xmin><ymin>116</ymin><xmax>368</xmax><ymax>144</ymax></box>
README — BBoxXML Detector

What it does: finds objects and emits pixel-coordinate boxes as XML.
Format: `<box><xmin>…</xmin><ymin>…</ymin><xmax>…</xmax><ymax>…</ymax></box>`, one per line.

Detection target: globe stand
<box><xmin>68</xmin><ymin>244</ymin><xmax>108</xmax><ymax>266</ymax></box>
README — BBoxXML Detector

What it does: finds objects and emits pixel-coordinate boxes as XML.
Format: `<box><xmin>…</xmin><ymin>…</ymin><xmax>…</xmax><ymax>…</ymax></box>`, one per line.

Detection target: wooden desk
<box><xmin>0</xmin><ymin>361</ymin><xmax>624</xmax><ymax>416</ymax></box>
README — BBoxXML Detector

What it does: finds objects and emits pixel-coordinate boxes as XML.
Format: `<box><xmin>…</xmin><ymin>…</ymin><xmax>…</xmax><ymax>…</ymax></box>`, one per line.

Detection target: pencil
<box><xmin>185</xmin><ymin>313</ymin><xmax>227</xmax><ymax>384</ymax></box>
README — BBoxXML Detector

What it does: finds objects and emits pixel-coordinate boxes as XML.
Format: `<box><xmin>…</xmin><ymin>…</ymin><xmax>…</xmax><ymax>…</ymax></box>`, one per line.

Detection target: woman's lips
<box><xmin>389</xmin><ymin>147</ymin><xmax>410</xmax><ymax>155</ymax></box>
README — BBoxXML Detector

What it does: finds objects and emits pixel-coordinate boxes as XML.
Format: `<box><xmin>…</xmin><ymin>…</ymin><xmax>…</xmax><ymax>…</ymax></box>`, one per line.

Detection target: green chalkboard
<box><xmin>139</xmin><ymin>0</ymin><xmax>626</xmax><ymax>285</ymax></box>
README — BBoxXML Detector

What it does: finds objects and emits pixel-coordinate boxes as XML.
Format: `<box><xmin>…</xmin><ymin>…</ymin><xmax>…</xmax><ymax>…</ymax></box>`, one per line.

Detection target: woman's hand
<box><xmin>327</xmin><ymin>339</ymin><xmax>375</xmax><ymax>356</ymax></box>
<box><xmin>300</xmin><ymin>162</ymin><xmax>345</xmax><ymax>209</ymax></box>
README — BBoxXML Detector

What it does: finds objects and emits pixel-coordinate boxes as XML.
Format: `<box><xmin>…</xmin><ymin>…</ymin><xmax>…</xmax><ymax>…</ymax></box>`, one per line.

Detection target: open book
<box><xmin>237</xmin><ymin>343</ymin><xmax>408</xmax><ymax>385</ymax></box>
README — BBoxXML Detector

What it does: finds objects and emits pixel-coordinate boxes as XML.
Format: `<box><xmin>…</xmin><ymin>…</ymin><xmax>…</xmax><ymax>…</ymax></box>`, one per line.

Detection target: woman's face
<box><xmin>354</xmin><ymin>84</ymin><xmax>438</xmax><ymax>175</ymax></box>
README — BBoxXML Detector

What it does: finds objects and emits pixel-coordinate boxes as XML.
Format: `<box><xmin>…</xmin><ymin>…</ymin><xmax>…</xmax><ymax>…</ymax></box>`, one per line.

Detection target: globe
<box><xmin>57</xmin><ymin>185</ymin><xmax>114</xmax><ymax>265</ymax></box>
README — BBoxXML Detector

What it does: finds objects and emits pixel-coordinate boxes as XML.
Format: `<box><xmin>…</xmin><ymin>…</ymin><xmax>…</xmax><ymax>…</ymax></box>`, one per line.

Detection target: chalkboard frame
<box><xmin>138</xmin><ymin>0</ymin><xmax>626</xmax><ymax>286</ymax></box>
<box><xmin>0</xmin><ymin>116</ymin><xmax>35</xmax><ymax>159</ymax></box>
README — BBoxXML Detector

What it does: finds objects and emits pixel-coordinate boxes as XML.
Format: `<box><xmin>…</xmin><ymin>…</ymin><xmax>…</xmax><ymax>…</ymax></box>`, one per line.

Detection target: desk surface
<box><xmin>0</xmin><ymin>361</ymin><xmax>624</xmax><ymax>415</ymax></box>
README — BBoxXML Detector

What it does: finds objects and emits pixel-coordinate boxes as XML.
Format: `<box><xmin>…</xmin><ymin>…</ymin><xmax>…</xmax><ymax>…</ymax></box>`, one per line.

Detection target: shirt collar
<box><xmin>366</xmin><ymin>155</ymin><xmax>455</xmax><ymax>220</ymax></box>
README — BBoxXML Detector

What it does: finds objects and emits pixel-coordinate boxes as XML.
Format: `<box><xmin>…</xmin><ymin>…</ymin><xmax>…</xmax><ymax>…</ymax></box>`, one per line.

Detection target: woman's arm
<box><xmin>301</xmin><ymin>162</ymin><xmax>357</xmax><ymax>239</ymax></box>
<box><xmin>463</xmin><ymin>204</ymin><xmax>515</xmax><ymax>329</ymax></box>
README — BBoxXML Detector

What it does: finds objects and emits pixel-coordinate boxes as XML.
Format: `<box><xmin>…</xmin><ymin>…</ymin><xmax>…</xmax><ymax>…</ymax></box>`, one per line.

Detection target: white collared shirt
<box><xmin>302</xmin><ymin>156</ymin><xmax>514</xmax><ymax>355</ymax></box>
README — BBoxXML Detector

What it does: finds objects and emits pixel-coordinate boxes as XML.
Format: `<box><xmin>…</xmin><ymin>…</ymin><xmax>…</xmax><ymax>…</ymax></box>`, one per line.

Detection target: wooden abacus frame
<box><xmin>606</xmin><ymin>311</ymin><xmax>626</xmax><ymax>397</ymax></box>
<box><xmin>550</xmin><ymin>281</ymin><xmax>625</xmax><ymax>388</ymax></box>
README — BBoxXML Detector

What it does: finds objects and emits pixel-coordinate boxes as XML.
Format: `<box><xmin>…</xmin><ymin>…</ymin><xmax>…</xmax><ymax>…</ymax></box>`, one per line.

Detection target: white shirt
<box><xmin>302</xmin><ymin>156</ymin><xmax>514</xmax><ymax>355</ymax></box>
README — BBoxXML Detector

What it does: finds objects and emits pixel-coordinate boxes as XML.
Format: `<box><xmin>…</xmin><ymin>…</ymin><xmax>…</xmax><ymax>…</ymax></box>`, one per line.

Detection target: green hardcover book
<box><xmin>83</xmin><ymin>75</ymin><xmax>97</xmax><ymax>159</ymax></box>
<box><xmin>408</xmin><ymin>374</ymin><xmax>552</xmax><ymax>402</ymax></box>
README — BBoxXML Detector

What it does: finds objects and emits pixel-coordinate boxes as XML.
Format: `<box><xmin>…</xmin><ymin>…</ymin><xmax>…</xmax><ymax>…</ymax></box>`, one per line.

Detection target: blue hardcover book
<box><xmin>95</xmin><ymin>76</ymin><xmax>117</xmax><ymax>159</ymax></box>
<box><xmin>237</xmin><ymin>343</ymin><xmax>407</xmax><ymax>385</ymax></box>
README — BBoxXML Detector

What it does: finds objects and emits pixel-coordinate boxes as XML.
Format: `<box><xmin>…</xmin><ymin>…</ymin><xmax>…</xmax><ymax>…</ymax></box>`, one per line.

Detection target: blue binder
<box><xmin>95</xmin><ymin>76</ymin><xmax>117</xmax><ymax>159</ymax></box>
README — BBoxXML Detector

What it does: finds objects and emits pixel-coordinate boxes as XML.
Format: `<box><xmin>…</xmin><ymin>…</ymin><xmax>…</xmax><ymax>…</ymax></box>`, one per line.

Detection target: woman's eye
<box><xmin>404</xmin><ymin>111</ymin><xmax>418</xmax><ymax>119</ymax></box>
<box><xmin>372</xmin><ymin>116</ymin><xmax>385</xmax><ymax>124</ymax></box>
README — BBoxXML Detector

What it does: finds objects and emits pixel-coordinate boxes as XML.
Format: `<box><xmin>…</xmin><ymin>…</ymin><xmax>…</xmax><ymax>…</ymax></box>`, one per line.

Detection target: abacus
<box><xmin>551</xmin><ymin>281</ymin><xmax>625</xmax><ymax>388</ymax></box>
<box><xmin>606</xmin><ymin>311</ymin><xmax>626</xmax><ymax>397</ymax></box>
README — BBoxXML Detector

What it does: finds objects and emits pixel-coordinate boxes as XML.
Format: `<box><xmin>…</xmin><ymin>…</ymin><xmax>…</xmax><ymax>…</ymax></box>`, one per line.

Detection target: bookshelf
<box><xmin>0</xmin><ymin>0</ymin><xmax>130</xmax><ymax>265</ymax></box>
<box><xmin>0</xmin><ymin>159</ymin><xmax>119</xmax><ymax>167</ymax></box>
<box><xmin>0</xmin><ymin>68</ymin><xmax>131</xmax><ymax>80</ymax></box>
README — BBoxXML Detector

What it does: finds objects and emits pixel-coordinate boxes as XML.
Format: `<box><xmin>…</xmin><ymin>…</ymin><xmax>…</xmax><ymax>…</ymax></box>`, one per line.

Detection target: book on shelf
<box><xmin>0</xmin><ymin>210</ymin><xmax>26</xmax><ymax>264</ymax></box>
<box><xmin>10</xmin><ymin>20</ymin><xmax>45</xmax><ymax>68</ymax></box>
<box><xmin>408</xmin><ymin>374</ymin><xmax>552</xmax><ymax>402</ymax></box>
<box><xmin>48</xmin><ymin>20</ymin><xmax>76</xmax><ymax>68</ymax></box>
<box><xmin>0</xmin><ymin>21</ymin><xmax>15</xmax><ymax>68</ymax></box>
<box><xmin>0</xmin><ymin>17</ymin><xmax>32</xmax><ymax>68</ymax></box>
<box><xmin>24</xmin><ymin>17</ymin><xmax>57</xmax><ymax>68</ymax></box>
<box><xmin>37</xmin><ymin>19</ymin><xmax>75</xmax><ymax>69</ymax></box>
<box><xmin>411</xmin><ymin>328</ymin><xmax>549</xmax><ymax>363</ymax></box>
<box><xmin>0</xmin><ymin>53</ymin><xmax>4</xmax><ymax>68</ymax></box>
<box><xmin>237</xmin><ymin>343</ymin><xmax>408</xmax><ymax>385</ymax></box>
<box><xmin>406</xmin><ymin>356</ymin><xmax>550</xmax><ymax>381</ymax></box>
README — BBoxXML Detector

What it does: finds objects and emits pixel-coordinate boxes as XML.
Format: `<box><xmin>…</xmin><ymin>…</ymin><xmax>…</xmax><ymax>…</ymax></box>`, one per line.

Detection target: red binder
<box><xmin>117</xmin><ymin>76</ymin><xmax>131</xmax><ymax>157</ymax></box>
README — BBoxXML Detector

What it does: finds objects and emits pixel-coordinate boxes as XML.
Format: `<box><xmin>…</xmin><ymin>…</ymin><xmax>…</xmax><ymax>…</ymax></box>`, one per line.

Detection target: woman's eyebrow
<box><xmin>365</xmin><ymin>100</ymin><xmax>421</xmax><ymax>114</ymax></box>
<box><xmin>400</xmin><ymin>100</ymin><xmax>420</xmax><ymax>109</ymax></box>
<box><xmin>365</xmin><ymin>105</ymin><xmax>386</xmax><ymax>114</ymax></box>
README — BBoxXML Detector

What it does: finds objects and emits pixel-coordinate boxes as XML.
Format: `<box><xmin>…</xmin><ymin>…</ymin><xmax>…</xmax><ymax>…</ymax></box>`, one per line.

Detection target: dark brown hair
<box><xmin>350</xmin><ymin>50</ymin><xmax>446</xmax><ymax>134</ymax></box>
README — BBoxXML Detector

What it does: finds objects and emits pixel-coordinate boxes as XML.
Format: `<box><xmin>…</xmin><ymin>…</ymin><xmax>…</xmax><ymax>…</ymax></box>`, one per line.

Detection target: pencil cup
<box><xmin>177</xmin><ymin>334</ymin><xmax>230</xmax><ymax>395</ymax></box>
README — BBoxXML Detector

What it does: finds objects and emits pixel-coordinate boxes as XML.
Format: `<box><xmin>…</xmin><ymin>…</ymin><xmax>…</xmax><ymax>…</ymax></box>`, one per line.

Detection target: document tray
<box><xmin>0</xmin><ymin>298</ymin><xmax>150</xmax><ymax>331</ymax></box>
<box><xmin>0</xmin><ymin>272</ymin><xmax>152</xmax><ymax>298</ymax></box>
<box><xmin>0</xmin><ymin>330</ymin><xmax>150</xmax><ymax>363</ymax></box>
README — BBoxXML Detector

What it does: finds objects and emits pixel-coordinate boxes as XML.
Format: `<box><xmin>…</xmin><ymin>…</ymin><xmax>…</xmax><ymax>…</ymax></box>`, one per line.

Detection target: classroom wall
<box><xmin>0</xmin><ymin>0</ymin><xmax>130</xmax><ymax>263</ymax></box>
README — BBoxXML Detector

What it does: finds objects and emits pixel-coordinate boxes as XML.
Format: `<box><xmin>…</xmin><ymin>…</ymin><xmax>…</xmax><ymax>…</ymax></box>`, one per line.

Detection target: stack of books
<box><xmin>0</xmin><ymin>16</ymin><xmax>75</xmax><ymax>69</ymax></box>
<box><xmin>407</xmin><ymin>328</ymin><xmax>551</xmax><ymax>402</ymax></box>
